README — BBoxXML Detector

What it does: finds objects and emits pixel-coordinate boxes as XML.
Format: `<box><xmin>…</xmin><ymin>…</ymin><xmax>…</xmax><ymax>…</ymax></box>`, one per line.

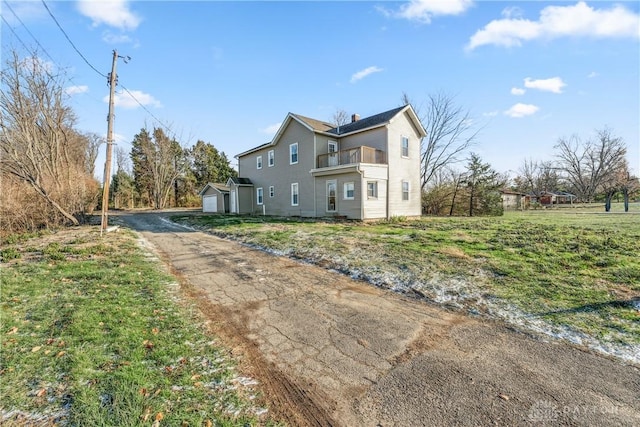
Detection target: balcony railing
<box><xmin>317</xmin><ymin>146</ymin><xmax>387</xmax><ymax>168</ymax></box>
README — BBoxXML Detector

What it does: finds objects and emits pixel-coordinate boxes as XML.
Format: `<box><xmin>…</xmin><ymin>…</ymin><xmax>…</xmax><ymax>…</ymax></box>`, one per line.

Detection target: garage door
<box><xmin>203</xmin><ymin>195</ymin><xmax>217</xmax><ymax>212</ymax></box>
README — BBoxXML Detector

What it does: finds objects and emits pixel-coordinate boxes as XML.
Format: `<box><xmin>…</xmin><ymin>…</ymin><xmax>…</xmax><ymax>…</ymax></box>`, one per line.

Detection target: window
<box><xmin>367</xmin><ymin>181</ymin><xmax>378</xmax><ymax>199</ymax></box>
<box><xmin>268</xmin><ymin>150</ymin><xmax>274</xmax><ymax>167</ymax></box>
<box><xmin>269</xmin><ymin>186</ymin><xmax>274</xmax><ymax>198</ymax></box>
<box><xmin>256</xmin><ymin>155</ymin><xmax>263</xmax><ymax>169</ymax></box>
<box><xmin>291</xmin><ymin>183</ymin><xmax>299</xmax><ymax>206</ymax></box>
<box><xmin>402</xmin><ymin>181</ymin><xmax>409</xmax><ymax>201</ymax></box>
<box><xmin>344</xmin><ymin>182</ymin><xmax>355</xmax><ymax>200</ymax></box>
<box><xmin>401</xmin><ymin>136</ymin><xmax>409</xmax><ymax>157</ymax></box>
<box><xmin>257</xmin><ymin>187</ymin><xmax>264</xmax><ymax>205</ymax></box>
<box><xmin>289</xmin><ymin>143</ymin><xmax>298</xmax><ymax>164</ymax></box>
<box><xmin>328</xmin><ymin>141</ymin><xmax>338</xmax><ymax>166</ymax></box>
<box><xmin>327</xmin><ymin>180</ymin><xmax>337</xmax><ymax>212</ymax></box>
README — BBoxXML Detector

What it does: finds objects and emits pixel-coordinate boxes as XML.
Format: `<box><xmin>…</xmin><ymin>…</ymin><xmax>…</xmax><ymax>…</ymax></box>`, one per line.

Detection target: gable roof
<box><xmin>228</xmin><ymin>176</ymin><xmax>253</xmax><ymax>186</ymax></box>
<box><xmin>198</xmin><ymin>182</ymin><xmax>230</xmax><ymax>196</ymax></box>
<box><xmin>236</xmin><ymin>104</ymin><xmax>426</xmax><ymax>158</ymax></box>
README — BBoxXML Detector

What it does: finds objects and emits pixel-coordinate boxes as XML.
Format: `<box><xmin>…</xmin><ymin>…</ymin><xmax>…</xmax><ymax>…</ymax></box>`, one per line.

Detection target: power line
<box><xmin>119</xmin><ymin>83</ymin><xmax>174</xmax><ymax>134</ymax></box>
<box><xmin>40</xmin><ymin>0</ymin><xmax>107</xmax><ymax>78</ymax></box>
<box><xmin>3</xmin><ymin>0</ymin><xmax>57</xmax><ymax>66</ymax></box>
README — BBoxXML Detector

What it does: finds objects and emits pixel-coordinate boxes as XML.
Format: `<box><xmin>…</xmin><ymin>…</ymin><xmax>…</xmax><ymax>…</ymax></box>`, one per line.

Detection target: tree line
<box><xmin>1</xmin><ymin>51</ymin><xmax>234</xmax><ymax>235</ymax></box>
<box><xmin>408</xmin><ymin>93</ymin><xmax>639</xmax><ymax>215</ymax></box>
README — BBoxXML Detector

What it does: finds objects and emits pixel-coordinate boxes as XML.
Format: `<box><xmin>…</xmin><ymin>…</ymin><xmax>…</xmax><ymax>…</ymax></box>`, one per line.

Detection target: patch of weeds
<box><xmin>1</xmin><ymin>247</ymin><xmax>21</xmax><ymax>262</ymax></box>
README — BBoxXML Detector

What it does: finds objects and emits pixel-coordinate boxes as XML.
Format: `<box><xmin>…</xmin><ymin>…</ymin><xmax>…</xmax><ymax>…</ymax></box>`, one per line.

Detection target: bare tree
<box><xmin>515</xmin><ymin>158</ymin><xmax>560</xmax><ymax>197</ymax></box>
<box><xmin>0</xmin><ymin>51</ymin><xmax>95</xmax><ymax>226</ymax></box>
<box><xmin>555</xmin><ymin>128</ymin><xmax>627</xmax><ymax>203</ymax></box>
<box><xmin>331</xmin><ymin>109</ymin><xmax>349</xmax><ymax>127</ymax></box>
<box><xmin>402</xmin><ymin>91</ymin><xmax>479</xmax><ymax>190</ymax></box>
<box><xmin>83</xmin><ymin>132</ymin><xmax>104</xmax><ymax>177</ymax></box>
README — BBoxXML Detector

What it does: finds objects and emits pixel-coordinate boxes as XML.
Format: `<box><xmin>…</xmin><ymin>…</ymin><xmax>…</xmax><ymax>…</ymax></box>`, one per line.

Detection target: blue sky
<box><xmin>2</xmin><ymin>0</ymin><xmax>639</xmax><ymax>179</ymax></box>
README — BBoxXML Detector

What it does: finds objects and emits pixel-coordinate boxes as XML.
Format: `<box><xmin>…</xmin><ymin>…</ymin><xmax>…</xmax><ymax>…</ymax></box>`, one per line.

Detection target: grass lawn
<box><xmin>0</xmin><ymin>227</ymin><xmax>271</xmax><ymax>426</ymax></box>
<box><xmin>173</xmin><ymin>206</ymin><xmax>640</xmax><ymax>362</ymax></box>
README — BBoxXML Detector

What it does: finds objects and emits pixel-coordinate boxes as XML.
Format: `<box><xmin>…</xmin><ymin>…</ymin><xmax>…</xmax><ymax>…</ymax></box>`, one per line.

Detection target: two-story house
<box><xmin>228</xmin><ymin>104</ymin><xmax>426</xmax><ymax>220</ymax></box>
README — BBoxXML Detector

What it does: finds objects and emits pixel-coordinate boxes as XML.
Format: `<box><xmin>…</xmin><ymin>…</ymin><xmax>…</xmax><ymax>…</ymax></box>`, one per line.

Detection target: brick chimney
<box><xmin>351</xmin><ymin>113</ymin><xmax>360</xmax><ymax>123</ymax></box>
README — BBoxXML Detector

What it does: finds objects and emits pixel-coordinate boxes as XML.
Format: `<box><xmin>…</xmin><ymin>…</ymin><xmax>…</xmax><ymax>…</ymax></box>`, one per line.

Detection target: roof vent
<box><xmin>351</xmin><ymin>113</ymin><xmax>360</xmax><ymax>123</ymax></box>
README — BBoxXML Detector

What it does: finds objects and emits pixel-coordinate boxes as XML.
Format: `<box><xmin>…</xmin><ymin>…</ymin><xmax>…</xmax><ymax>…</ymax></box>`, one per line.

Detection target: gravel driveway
<box><xmin>118</xmin><ymin>210</ymin><xmax>639</xmax><ymax>426</ymax></box>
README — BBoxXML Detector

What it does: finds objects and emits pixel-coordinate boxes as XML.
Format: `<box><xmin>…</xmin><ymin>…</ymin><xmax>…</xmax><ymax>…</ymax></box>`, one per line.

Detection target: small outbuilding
<box><xmin>199</xmin><ymin>183</ymin><xmax>231</xmax><ymax>213</ymax></box>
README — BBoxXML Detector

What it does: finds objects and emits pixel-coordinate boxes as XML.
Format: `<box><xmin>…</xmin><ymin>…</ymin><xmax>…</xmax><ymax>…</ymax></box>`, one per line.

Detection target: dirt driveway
<box><xmin>118</xmin><ymin>211</ymin><xmax>639</xmax><ymax>426</ymax></box>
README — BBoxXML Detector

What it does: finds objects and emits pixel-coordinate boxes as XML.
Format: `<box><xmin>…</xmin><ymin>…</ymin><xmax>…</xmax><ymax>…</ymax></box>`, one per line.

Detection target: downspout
<box><xmin>356</xmin><ymin>164</ymin><xmax>364</xmax><ymax>220</ymax></box>
<box><xmin>313</xmin><ymin>133</ymin><xmax>317</xmax><ymax>217</ymax></box>
<box><xmin>386</xmin><ymin>127</ymin><xmax>390</xmax><ymax>220</ymax></box>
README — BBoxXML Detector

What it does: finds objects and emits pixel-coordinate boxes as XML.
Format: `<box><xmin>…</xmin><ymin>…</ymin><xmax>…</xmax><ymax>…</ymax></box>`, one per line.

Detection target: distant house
<box><xmin>501</xmin><ymin>190</ymin><xmax>529</xmax><ymax>210</ymax></box>
<box><xmin>228</xmin><ymin>105</ymin><xmax>426</xmax><ymax>220</ymax></box>
<box><xmin>199</xmin><ymin>183</ymin><xmax>230</xmax><ymax>213</ymax></box>
<box><xmin>530</xmin><ymin>191</ymin><xmax>577</xmax><ymax>206</ymax></box>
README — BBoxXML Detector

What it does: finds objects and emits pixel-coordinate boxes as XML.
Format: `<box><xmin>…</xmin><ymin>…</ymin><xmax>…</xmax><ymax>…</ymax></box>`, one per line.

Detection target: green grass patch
<box><xmin>0</xmin><ymin>227</ymin><xmax>270</xmax><ymax>425</ymax></box>
<box><xmin>173</xmin><ymin>211</ymin><xmax>640</xmax><ymax>349</ymax></box>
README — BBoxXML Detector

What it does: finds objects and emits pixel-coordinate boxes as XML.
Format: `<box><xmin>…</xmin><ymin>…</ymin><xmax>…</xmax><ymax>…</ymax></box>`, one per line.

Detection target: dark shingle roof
<box><xmin>327</xmin><ymin>105</ymin><xmax>407</xmax><ymax>135</ymax></box>
<box><xmin>229</xmin><ymin>177</ymin><xmax>253</xmax><ymax>185</ymax></box>
<box><xmin>291</xmin><ymin>114</ymin><xmax>334</xmax><ymax>132</ymax></box>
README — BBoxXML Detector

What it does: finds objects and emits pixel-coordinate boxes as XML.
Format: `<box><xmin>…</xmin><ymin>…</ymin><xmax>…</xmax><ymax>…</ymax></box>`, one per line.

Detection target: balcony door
<box><xmin>326</xmin><ymin>180</ymin><xmax>337</xmax><ymax>212</ymax></box>
<box><xmin>328</xmin><ymin>141</ymin><xmax>338</xmax><ymax>166</ymax></box>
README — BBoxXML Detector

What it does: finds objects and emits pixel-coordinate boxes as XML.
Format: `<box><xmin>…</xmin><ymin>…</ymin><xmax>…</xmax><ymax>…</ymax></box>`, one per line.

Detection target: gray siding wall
<box><xmin>237</xmin><ymin>118</ymin><xmax>316</xmax><ymax>217</ymax></box>
<box><xmin>385</xmin><ymin>111</ymin><xmax>422</xmax><ymax>217</ymax></box>
<box><xmin>340</xmin><ymin>127</ymin><xmax>387</xmax><ymax>152</ymax></box>
<box><xmin>313</xmin><ymin>171</ymin><xmax>362</xmax><ymax>219</ymax></box>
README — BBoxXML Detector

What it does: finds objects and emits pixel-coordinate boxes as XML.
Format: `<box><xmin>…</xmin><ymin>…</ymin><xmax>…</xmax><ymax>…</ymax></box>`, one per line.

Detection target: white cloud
<box><xmin>524</xmin><ymin>77</ymin><xmax>566</xmax><ymax>94</ymax></box>
<box><xmin>105</xmin><ymin>90</ymin><xmax>161</xmax><ymax>109</ymax></box>
<box><xmin>511</xmin><ymin>87</ymin><xmax>526</xmax><ymax>95</ymax></box>
<box><xmin>261</xmin><ymin>123</ymin><xmax>281</xmax><ymax>135</ymax></box>
<box><xmin>389</xmin><ymin>0</ymin><xmax>474</xmax><ymax>24</ymax></box>
<box><xmin>350</xmin><ymin>66</ymin><xmax>383</xmax><ymax>83</ymax></box>
<box><xmin>66</xmin><ymin>85</ymin><xmax>89</xmax><ymax>95</ymax></box>
<box><xmin>467</xmin><ymin>1</ymin><xmax>640</xmax><ymax>51</ymax></box>
<box><xmin>504</xmin><ymin>103</ymin><xmax>539</xmax><ymax>118</ymax></box>
<box><xmin>588</xmin><ymin>71</ymin><xmax>599</xmax><ymax>78</ymax></box>
<box><xmin>483</xmin><ymin>111</ymin><xmax>499</xmax><ymax>117</ymax></box>
<box><xmin>77</xmin><ymin>0</ymin><xmax>141</xmax><ymax>31</ymax></box>
<box><xmin>102</xmin><ymin>32</ymin><xmax>133</xmax><ymax>44</ymax></box>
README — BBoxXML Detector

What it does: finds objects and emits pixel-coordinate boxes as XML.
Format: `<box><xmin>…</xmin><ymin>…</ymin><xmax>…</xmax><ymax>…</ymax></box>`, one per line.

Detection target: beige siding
<box><xmin>201</xmin><ymin>186</ymin><xmax>226</xmax><ymax>213</ymax></box>
<box><xmin>237</xmin><ymin>118</ymin><xmax>316</xmax><ymax>217</ymax></box>
<box><xmin>340</xmin><ymin>127</ymin><xmax>387</xmax><ymax>152</ymax></box>
<box><xmin>385</xmin><ymin>111</ymin><xmax>422</xmax><ymax>217</ymax></box>
<box><xmin>362</xmin><ymin>179</ymin><xmax>387</xmax><ymax>219</ymax></box>
<box><xmin>313</xmin><ymin>172</ymin><xmax>363</xmax><ymax>219</ymax></box>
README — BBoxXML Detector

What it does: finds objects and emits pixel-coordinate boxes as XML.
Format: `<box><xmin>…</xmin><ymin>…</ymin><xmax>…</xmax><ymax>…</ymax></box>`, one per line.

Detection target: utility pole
<box><xmin>100</xmin><ymin>50</ymin><xmax>118</xmax><ymax>236</ymax></box>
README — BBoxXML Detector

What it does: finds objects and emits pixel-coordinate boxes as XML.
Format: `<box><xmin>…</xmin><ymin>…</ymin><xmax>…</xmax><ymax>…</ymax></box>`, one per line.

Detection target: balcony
<box><xmin>317</xmin><ymin>146</ymin><xmax>387</xmax><ymax>168</ymax></box>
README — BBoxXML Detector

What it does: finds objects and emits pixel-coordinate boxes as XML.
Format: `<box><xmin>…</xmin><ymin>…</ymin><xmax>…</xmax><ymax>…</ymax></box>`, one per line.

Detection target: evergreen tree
<box><xmin>465</xmin><ymin>153</ymin><xmax>506</xmax><ymax>216</ymax></box>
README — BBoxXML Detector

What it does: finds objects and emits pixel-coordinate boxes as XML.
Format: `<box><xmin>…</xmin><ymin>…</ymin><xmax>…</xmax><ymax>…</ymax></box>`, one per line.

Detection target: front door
<box><xmin>327</xmin><ymin>180</ymin><xmax>337</xmax><ymax>212</ymax></box>
<box><xmin>328</xmin><ymin>141</ymin><xmax>338</xmax><ymax>166</ymax></box>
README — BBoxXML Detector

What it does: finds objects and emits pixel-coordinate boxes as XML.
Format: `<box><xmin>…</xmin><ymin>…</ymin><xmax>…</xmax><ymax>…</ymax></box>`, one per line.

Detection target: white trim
<box><xmin>367</xmin><ymin>181</ymin><xmax>378</xmax><ymax>199</ymax></box>
<box><xmin>401</xmin><ymin>136</ymin><xmax>409</xmax><ymax>158</ymax></box>
<box><xmin>402</xmin><ymin>180</ymin><xmax>410</xmax><ymax>201</ymax></box>
<box><xmin>289</xmin><ymin>142</ymin><xmax>298</xmax><ymax>165</ymax></box>
<box><xmin>291</xmin><ymin>182</ymin><xmax>299</xmax><ymax>206</ymax></box>
<box><xmin>343</xmin><ymin>182</ymin><xmax>355</xmax><ymax>200</ymax></box>
<box><xmin>326</xmin><ymin>179</ymin><xmax>337</xmax><ymax>212</ymax></box>
<box><xmin>256</xmin><ymin>187</ymin><xmax>264</xmax><ymax>205</ymax></box>
<box><xmin>256</xmin><ymin>155</ymin><xmax>263</xmax><ymax>169</ymax></box>
<box><xmin>269</xmin><ymin>185</ymin><xmax>275</xmax><ymax>198</ymax></box>
<box><xmin>268</xmin><ymin>150</ymin><xmax>275</xmax><ymax>167</ymax></box>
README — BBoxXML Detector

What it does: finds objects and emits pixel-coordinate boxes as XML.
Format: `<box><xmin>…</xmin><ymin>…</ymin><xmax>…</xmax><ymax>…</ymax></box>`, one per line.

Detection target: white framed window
<box><xmin>289</xmin><ymin>143</ymin><xmax>298</xmax><ymax>164</ymax></box>
<box><xmin>344</xmin><ymin>182</ymin><xmax>355</xmax><ymax>200</ymax></box>
<box><xmin>256</xmin><ymin>155</ymin><xmax>263</xmax><ymax>169</ymax></box>
<box><xmin>401</xmin><ymin>136</ymin><xmax>409</xmax><ymax>158</ymax></box>
<box><xmin>268</xmin><ymin>150</ymin><xmax>274</xmax><ymax>167</ymax></box>
<box><xmin>402</xmin><ymin>181</ymin><xmax>409</xmax><ymax>201</ymax></box>
<box><xmin>256</xmin><ymin>187</ymin><xmax>264</xmax><ymax>205</ymax></box>
<box><xmin>291</xmin><ymin>183</ymin><xmax>299</xmax><ymax>206</ymax></box>
<box><xmin>328</xmin><ymin>141</ymin><xmax>338</xmax><ymax>166</ymax></box>
<box><xmin>326</xmin><ymin>180</ymin><xmax>337</xmax><ymax>212</ymax></box>
<box><xmin>367</xmin><ymin>181</ymin><xmax>378</xmax><ymax>199</ymax></box>
<box><xmin>269</xmin><ymin>186</ymin><xmax>274</xmax><ymax>198</ymax></box>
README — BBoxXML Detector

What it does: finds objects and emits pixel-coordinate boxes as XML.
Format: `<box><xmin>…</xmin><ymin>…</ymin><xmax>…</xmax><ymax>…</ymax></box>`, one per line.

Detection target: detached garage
<box><xmin>199</xmin><ymin>183</ymin><xmax>230</xmax><ymax>213</ymax></box>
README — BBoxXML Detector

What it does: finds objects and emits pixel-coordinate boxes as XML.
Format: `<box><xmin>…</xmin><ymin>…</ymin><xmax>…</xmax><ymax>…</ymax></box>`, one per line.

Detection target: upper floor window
<box><xmin>367</xmin><ymin>181</ymin><xmax>378</xmax><ymax>199</ymax></box>
<box><xmin>401</xmin><ymin>136</ymin><xmax>409</xmax><ymax>158</ymax></box>
<box><xmin>257</xmin><ymin>187</ymin><xmax>264</xmax><ymax>205</ymax></box>
<box><xmin>291</xmin><ymin>182</ymin><xmax>299</xmax><ymax>206</ymax></box>
<box><xmin>290</xmin><ymin>143</ymin><xmax>298</xmax><ymax>165</ymax></box>
<box><xmin>268</xmin><ymin>150</ymin><xmax>275</xmax><ymax>167</ymax></box>
<box><xmin>402</xmin><ymin>181</ymin><xmax>410</xmax><ymax>201</ymax></box>
<box><xmin>256</xmin><ymin>155</ymin><xmax>263</xmax><ymax>169</ymax></box>
<box><xmin>344</xmin><ymin>182</ymin><xmax>355</xmax><ymax>200</ymax></box>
